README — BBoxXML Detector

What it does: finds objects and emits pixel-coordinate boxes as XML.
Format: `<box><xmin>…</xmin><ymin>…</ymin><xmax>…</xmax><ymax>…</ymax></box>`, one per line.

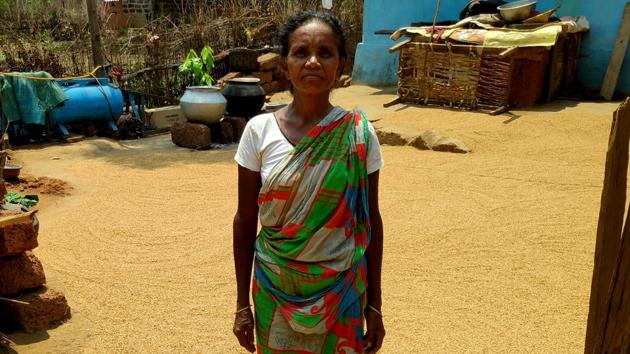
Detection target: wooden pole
<box><xmin>585</xmin><ymin>97</ymin><xmax>630</xmax><ymax>353</ymax></box>
<box><xmin>85</xmin><ymin>0</ymin><xmax>105</xmax><ymax>76</ymax></box>
<box><xmin>430</xmin><ymin>0</ymin><xmax>443</xmax><ymax>42</ymax></box>
<box><xmin>601</xmin><ymin>196</ymin><xmax>630</xmax><ymax>352</ymax></box>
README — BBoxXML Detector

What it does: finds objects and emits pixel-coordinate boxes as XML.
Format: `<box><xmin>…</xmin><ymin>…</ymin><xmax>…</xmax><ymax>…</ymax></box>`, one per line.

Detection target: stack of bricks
<box><xmin>0</xmin><ymin>209</ymin><xmax>71</xmax><ymax>333</ymax></box>
<box><xmin>171</xmin><ymin>116</ymin><xmax>248</xmax><ymax>149</ymax></box>
<box><xmin>217</xmin><ymin>52</ymin><xmax>290</xmax><ymax>95</ymax></box>
<box><xmin>217</xmin><ymin>51</ymin><xmax>353</xmax><ymax>94</ymax></box>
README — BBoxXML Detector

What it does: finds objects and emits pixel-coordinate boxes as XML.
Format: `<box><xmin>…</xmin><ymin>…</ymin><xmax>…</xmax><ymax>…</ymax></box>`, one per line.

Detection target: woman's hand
<box><xmin>363</xmin><ymin>309</ymin><xmax>385</xmax><ymax>354</ymax></box>
<box><xmin>233</xmin><ymin>306</ymin><xmax>255</xmax><ymax>353</ymax></box>
<box><xmin>233</xmin><ymin>166</ymin><xmax>260</xmax><ymax>353</ymax></box>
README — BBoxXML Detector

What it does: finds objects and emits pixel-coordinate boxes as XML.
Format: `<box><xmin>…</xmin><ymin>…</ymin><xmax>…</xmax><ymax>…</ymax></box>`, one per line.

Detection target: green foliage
<box><xmin>5</xmin><ymin>192</ymin><xmax>39</xmax><ymax>208</ymax></box>
<box><xmin>0</xmin><ymin>0</ymin><xmax>8</xmax><ymax>15</ymax></box>
<box><xmin>178</xmin><ymin>45</ymin><xmax>215</xmax><ymax>86</ymax></box>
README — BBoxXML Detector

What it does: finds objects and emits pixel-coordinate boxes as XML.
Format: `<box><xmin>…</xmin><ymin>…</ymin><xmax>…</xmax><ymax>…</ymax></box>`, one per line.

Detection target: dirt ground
<box><xmin>5</xmin><ymin>85</ymin><xmax>623</xmax><ymax>353</ymax></box>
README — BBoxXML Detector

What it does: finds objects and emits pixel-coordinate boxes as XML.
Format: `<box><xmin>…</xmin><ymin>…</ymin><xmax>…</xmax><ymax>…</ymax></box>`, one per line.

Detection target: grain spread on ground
<box><xmin>6</xmin><ymin>85</ymin><xmax>621</xmax><ymax>353</ymax></box>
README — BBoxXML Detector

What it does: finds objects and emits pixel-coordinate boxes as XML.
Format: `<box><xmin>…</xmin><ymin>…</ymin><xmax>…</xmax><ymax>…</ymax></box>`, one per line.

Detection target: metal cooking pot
<box><xmin>497</xmin><ymin>0</ymin><xmax>537</xmax><ymax>22</ymax></box>
<box><xmin>179</xmin><ymin>86</ymin><xmax>227</xmax><ymax>125</ymax></box>
<box><xmin>221</xmin><ymin>78</ymin><xmax>266</xmax><ymax>118</ymax></box>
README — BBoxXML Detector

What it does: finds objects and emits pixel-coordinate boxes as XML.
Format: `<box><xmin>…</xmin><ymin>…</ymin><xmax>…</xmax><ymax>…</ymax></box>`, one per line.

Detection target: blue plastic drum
<box><xmin>49</xmin><ymin>77</ymin><xmax>123</xmax><ymax>136</ymax></box>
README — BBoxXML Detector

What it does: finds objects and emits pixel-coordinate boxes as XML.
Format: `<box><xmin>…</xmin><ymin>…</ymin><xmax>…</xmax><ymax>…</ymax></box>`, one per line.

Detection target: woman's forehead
<box><xmin>289</xmin><ymin>21</ymin><xmax>336</xmax><ymax>44</ymax></box>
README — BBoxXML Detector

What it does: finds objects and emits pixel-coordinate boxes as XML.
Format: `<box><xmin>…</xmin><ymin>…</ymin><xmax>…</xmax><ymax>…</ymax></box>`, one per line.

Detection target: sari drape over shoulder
<box><xmin>253</xmin><ymin>107</ymin><xmax>372</xmax><ymax>354</ymax></box>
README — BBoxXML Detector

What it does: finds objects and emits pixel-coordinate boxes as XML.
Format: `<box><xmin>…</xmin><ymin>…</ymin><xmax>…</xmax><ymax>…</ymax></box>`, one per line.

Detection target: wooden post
<box><xmin>600</xmin><ymin>2</ymin><xmax>630</xmax><ymax>100</ymax></box>
<box><xmin>601</xmin><ymin>202</ymin><xmax>630</xmax><ymax>352</ymax></box>
<box><xmin>0</xmin><ymin>150</ymin><xmax>7</xmax><ymax>201</ymax></box>
<box><xmin>585</xmin><ymin>97</ymin><xmax>630</xmax><ymax>353</ymax></box>
<box><xmin>600</xmin><ymin>98</ymin><xmax>630</xmax><ymax>352</ymax></box>
<box><xmin>430</xmin><ymin>0</ymin><xmax>443</xmax><ymax>42</ymax></box>
<box><xmin>85</xmin><ymin>0</ymin><xmax>105</xmax><ymax>76</ymax></box>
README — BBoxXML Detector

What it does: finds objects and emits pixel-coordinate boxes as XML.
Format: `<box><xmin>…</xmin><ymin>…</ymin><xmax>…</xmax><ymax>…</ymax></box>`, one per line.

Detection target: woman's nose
<box><xmin>305</xmin><ymin>55</ymin><xmax>320</xmax><ymax>67</ymax></box>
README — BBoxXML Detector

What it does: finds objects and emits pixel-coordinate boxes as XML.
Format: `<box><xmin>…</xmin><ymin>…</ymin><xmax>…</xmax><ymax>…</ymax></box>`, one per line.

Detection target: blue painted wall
<box><xmin>353</xmin><ymin>0</ymin><xmax>630</xmax><ymax>95</ymax></box>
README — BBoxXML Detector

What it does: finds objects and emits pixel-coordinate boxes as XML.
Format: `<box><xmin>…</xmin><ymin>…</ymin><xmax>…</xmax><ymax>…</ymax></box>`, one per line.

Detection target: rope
<box><xmin>0</xmin><ymin>66</ymin><xmax>103</xmax><ymax>80</ymax></box>
<box><xmin>87</xmin><ymin>69</ymin><xmax>118</xmax><ymax>122</ymax></box>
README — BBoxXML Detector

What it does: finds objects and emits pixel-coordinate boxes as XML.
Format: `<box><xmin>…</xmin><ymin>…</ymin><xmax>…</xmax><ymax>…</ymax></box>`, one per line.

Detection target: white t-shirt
<box><xmin>234</xmin><ymin>111</ymin><xmax>384</xmax><ymax>184</ymax></box>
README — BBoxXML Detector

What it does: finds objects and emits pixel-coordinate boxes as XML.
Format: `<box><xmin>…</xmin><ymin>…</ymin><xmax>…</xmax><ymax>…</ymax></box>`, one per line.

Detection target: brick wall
<box><xmin>121</xmin><ymin>0</ymin><xmax>152</xmax><ymax>17</ymax></box>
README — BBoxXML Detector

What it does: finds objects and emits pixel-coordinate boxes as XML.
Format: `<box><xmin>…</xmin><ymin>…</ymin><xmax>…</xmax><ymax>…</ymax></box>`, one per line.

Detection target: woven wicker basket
<box><xmin>395</xmin><ymin>41</ymin><xmax>515</xmax><ymax>110</ymax></box>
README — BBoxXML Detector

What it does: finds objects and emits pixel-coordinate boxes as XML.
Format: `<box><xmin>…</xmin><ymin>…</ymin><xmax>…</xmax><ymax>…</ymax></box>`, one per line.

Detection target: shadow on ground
<box><xmin>5</xmin><ymin>330</ymin><xmax>50</xmax><ymax>347</ymax></box>
<box><xmin>76</xmin><ymin>134</ymin><xmax>236</xmax><ymax>170</ymax></box>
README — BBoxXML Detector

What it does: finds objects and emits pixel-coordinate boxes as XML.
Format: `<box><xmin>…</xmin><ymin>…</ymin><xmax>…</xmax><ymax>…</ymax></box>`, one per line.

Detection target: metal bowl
<box><xmin>3</xmin><ymin>163</ymin><xmax>22</xmax><ymax>181</ymax></box>
<box><xmin>497</xmin><ymin>0</ymin><xmax>537</xmax><ymax>22</ymax></box>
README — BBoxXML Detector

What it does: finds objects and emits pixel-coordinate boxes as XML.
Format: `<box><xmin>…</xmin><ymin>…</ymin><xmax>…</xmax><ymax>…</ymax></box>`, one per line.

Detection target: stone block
<box><xmin>0</xmin><ymin>211</ymin><xmax>39</xmax><ymax>257</ymax></box>
<box><xmin>249</xmin><ymin>71</ymin><xmax>273</xmax><ymax>84</ymax></box>
<box><xmin>145</xmin><ymin>106</ymin><xmax>184</xmax><ymax>129</ymax></box>
<box><xmin>229</xmin><ymin>49</ymin><xmax>259</xmax><ymax>72</ymax></box>
<box><xmin>272</xmin><ymin>67</ymin><xmax>287</xmax><ymax>80</ymax></box>
<box><xmin>171</xmin><ymin>119</ymin><xmax>211</xmax><ymax>150</ymax></box>
<box><xmin>262</xmin><ymin>81</ymin><xmax>279</xmax><ymax>95</ymax></box>
<box><xmin>219</xmin><ymin>121</ymin><xmax>234</xmax><ymax>144</ymax></box>
<box><xmin>257</xmin><ymin>52</ymin><xmax>281</xmax><ymax>71</ymax></box>
<box><xmin>223</xmin><ymin>116</ymin><xmax>247</xmax><ymax>142</ymax></box>
<box><xmin>0</xmin><ymin>251</ymin><xmax>46</xmax><ymax>297</ymax></box>
<box><xmin>0</xmin><ymin>286</ymin><xmax>71</xmax><ymax>333</ymax></box>
<box><xmin>217</xmin><ymin>72</ymin><xmax>242</xmax><ymax>88</ymax></box>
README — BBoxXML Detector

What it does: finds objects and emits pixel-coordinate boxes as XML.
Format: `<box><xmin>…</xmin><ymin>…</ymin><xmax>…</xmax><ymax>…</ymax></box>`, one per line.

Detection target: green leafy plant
<box><xmin>5</xmin><ymin>192</ymin><xmax>38</xmax><ymax>208</ymax></box>
<box><xmin>179</xmin><ymin>46</ymin><xmax>215</xmax><ymax>86</ymax></box>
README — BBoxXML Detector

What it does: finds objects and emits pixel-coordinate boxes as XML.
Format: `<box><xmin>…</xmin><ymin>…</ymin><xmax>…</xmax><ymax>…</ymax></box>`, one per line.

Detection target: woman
<box><xmin>232</xmin><ymin>11</ymin><xmax>385</xmax><ymax>354</ymax></box>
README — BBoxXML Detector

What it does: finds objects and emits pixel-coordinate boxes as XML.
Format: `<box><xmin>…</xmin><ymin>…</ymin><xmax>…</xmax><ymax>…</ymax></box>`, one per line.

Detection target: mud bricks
<box><xmin>0</xmin><ymin>212</ymin><xmax>39</xmax><ymax>257</ymax></box>
<box><xmin>0</xmin><ymin>252</ymin><xmax>46</xmax><ymax>297</ymax></box>
<box><xmin>217</xmin><ymin>52</ymin><xmax>290</xmax><ymax>96</ymax></box>
<box><xmin>0</xmin><ymin>287</ymin><xmax>71</xmax><ymax>333</ymax></box>
<box><xmin>172</xmin><ymin>117</ymin><xmax>248</xmax><ymax>148</ymax></box>
<box><xmin>171</xmin><ymin>119</ymin><xmax>212</xmax><ymax>149</ymax></box>
<box><xmin>0</xmin><ymin>211</ymin><xmax>70</xmax><ymax>333</ymax></box>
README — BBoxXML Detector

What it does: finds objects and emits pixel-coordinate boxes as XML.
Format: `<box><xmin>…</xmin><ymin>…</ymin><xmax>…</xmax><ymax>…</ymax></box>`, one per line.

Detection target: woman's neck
<box><xmin>287</xmin><ymin>91</ymin><xmax>334</xmax><ymax>126</ymax></box>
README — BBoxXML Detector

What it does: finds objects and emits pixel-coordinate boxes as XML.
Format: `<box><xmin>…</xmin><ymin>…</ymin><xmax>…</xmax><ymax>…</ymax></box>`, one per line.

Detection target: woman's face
<box><xmin>285</xmin><ymin>21</ymin><xmax>345</xmax><ymax>95</ymax></box>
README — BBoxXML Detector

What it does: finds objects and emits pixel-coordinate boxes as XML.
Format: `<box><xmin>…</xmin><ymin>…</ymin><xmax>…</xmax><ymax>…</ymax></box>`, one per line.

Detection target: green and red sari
<box><xmin>253</xmin><ymin>107</ymin><xmax>372</xmax><ymax>354</ymax></box>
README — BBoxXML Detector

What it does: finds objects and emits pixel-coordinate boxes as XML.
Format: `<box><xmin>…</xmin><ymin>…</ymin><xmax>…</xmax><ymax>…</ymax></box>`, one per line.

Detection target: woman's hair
<box><xmin>278</xmin><ymin>11</ymin><xmax>347</xmax><ymax>60</ymax></box>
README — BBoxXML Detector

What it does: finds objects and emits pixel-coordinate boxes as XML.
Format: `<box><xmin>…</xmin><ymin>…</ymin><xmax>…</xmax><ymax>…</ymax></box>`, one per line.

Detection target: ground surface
<box><xmin>6</xmin><ymin>85</ymin><xmax>624</xmax><ymax>353</ymax></box>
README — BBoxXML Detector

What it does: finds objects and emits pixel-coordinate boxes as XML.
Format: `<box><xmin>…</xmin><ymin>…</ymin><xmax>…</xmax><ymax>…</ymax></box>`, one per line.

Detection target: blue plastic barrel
<box><xmin>49</xmin><ymin>77</ymin><xmax>123</xmax><ymax>136</ymax></box>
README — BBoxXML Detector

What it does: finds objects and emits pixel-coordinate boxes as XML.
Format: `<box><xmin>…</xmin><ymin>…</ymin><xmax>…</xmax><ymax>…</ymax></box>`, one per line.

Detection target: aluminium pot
<box><xmin>179</xmin><ymin>86</ymin><xmax>227</xmax><ymax>124</ymax></box>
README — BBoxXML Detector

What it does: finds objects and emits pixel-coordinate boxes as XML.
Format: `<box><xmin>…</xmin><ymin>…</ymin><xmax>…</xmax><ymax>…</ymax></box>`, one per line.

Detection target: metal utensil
<box><xmin>523</xmin><ymin>4</ymin><xmax>560</xmax><ymax>23</ymax></box>
<box><xmin>497</xmin><ymin>0</ymin><xmax>537</xmax><ymax>22</ymax></box>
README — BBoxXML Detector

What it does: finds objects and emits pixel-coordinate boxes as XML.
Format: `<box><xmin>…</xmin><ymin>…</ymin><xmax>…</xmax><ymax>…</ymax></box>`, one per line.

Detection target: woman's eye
<box><xmin>292</xmin><ymin>49</ymin><xmax>308</xmax><ymax>57</ymax></box>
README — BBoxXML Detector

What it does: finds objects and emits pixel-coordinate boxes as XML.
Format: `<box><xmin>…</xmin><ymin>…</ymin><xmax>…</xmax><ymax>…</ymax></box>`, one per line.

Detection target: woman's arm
<box><xmin>233</xmin><ymin>165</ymin><xmax>262</xmax><ymax>353</ymax></box>
<box><xmin>364</xmin><ymin>170</ymin><xmax>385</xmax><ymax>354</ymax></box>
<box><xmin>366</xmin><ymin>170</ymin><xmax>383</xmax><ymax>310</ymax></box>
